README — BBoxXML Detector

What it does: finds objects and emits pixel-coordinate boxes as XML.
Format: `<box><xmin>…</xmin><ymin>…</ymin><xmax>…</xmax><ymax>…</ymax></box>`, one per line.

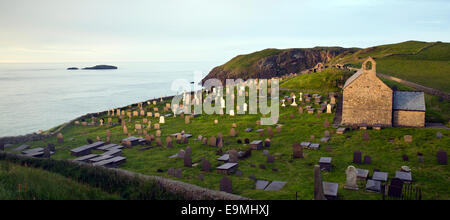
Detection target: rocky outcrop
<box><xmin>82</xmin><ymin>65</ymin><xmax>118</xmax><ymax>70</ymax></box>
<box><xmin>202</xmin><ymin>47</ymin><xmax>357</xmax><ymax>83</ymax></box>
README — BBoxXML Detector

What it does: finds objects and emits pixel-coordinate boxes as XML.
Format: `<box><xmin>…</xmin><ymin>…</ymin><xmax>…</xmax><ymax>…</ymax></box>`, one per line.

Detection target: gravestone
<box><xmin>437</xmin><ymin>150</ymin><xmax>448</xmax><ymax>165</ymax></box>
<box><xmin>229</xmin><ymin>150</ymin><xmax>238</xmax><ymax>163</ymax></box>
<box><xmin>202</xmin><ymin>137</ymin><xmax>208</xmax><ymax>145</ymax></box>
<box><xmin>344</xmin><ymin>166</ymin><xmax>359</xmax><ymax>190</ymax></box>
<box><xmin>276</xmin><ymin>126</ymin><xmax>282</xmax><ymax>133</ymax></box>
<box><xmin>230</xmin><ymin>128</ymin><xmax>237</xmax><ymax>137</ymax></box>
<box><xmin>365</xmin><ymin>179</ymin><xmax>381</xmax><ymax>193</ymax></box>
<box><xmin>198</xmin><ymin>174</ymin><xmax>204</xmax><ymax>181</ymax></box>
<box><xmin>353</xmin><ymin>150</ymin><xmax>362</xmax><ymax>164</ymax></box>
<box><xmin>220</xmin><ymin>177</ymin><xmax>232</xmax><ymax>194</ymax></box>
<box><xmin>436</xmin><ymin>132</ymin><xmax>443</xmax><ymax>138</ymax></box>
<box><xmin>324</xmin><ymin>130</ymin><xmax>330</xmax><ymax>137</ymax></box>
<box><xmin>183</xmin><ymin>137</ymin><xmax>189</xmax><ymax>145</ymax></box>
<box><xmin>402</xmin><ymin>154</ymin><xmax>409</xmax><ymax>161</ymax></box>
<box><xmin>259</xmin><ymin>164</ymin><xmax>266</xmax><ymax>169</ymax></box>
<box><xmin>185</xmin><ymin>116</ymin><xmax>190</xmax><ymax>124</ymax></box>
<box><xmin>177</xmin><ymin>150</ymin><xmax>185</xmax><ymax>159</ymax></box>
<box><xmin>201</xmin><ymin>159</ymin><xmax>211</xmax><ymax>172</ymax></box>
<box><xmin>264</xmin><ymin>139</ymin><xmax>271</xmax><ymax>148</ymax></box>
<box><xmin>314</xmin><ymin>165</ymin><xmax>326</xmax><ymax>200</ymax></box>
<box><xmin>208</xmin><ymin>137</ymin><xmax>217</xmax><ymax>147</ymax></box>
<box><xmin>57</xmin><ymin>133</ymin><xmax>64</xmax><ymax>143</ymax></box>
<box><xmin>184</xmin><ymin>153</ymin><xmax>192</xmax><ymax>167</ymax></box>
<box><xmin>185</xmin><ymin>146</ymin><xmax>192</xmax><ymax>155</ymax></box>
<box><xmin>175</xmin><ymin>168</ymin><xmax>183</xmax><ymax>178</ymax></box>
<box><xmin>166</xmin><ymin>136</ymin><xmax>173</xmax><ymax>148</ymax></box>
<box><xmin>156</xmin><ymin>137</ymin><xmax>162</xmax><ymax>147</ymax></box>
<box><xmin>237</xmin><ymin>139</ymin><xmax>242</xmax><ymax>144</ymax></box>
<box><xmin>417</xmin><ymin>152</ymin><xmax>424</xmax><ymax>163</ymax></box>
<box><xmin>404</xmin><ymin>135</ymin><xmax>413</xmax><ymax>143</ymax></box>
<box><xmin>156</xmin><ymin>130</ymin><xmax>161</xmax><ymax>137</ymax></box>
<box><xmin>292</xmin><ymin>143</ymin><xmax>303</xmax><ymax>158</ymax></box>
<box><xmin>267</xmin><ymin>127</ymin><xmax>274</xmax><ymax>138</ymax></box>
<box><xmin>244</xmin><ymin>138</ymin><xmax>250</xmax><ymax>144</ymax></box>
<box><xmin>362</xmin><ymin>131</ymin><xmax>370</xmax><ymax>141</ymax></box>
<box><xmin>298</xmin><ymin>106</ymin><xmax>303</xmax><ymax>114</ymax></box>
<box><xmin>364</xmin><ymin>155</ymin><xmax>371</xmax><ymax>164</ymax></box>
<box><xmin>388</xmin><ymin>178</ymin><xmax>404</xmax><ymax>198</ymax></box>
<box><xmin>47</xmin><ymin>143</ymin><xmax>55</xmax><ymax>152</ymax></box>
<box><xmin>323</xmin><ymin>119</ymin><xmax>329</xmax><ymax>128</ymax></box>
<box><xmin>263</xmin><ymin>150</ymin><xmax>269</xmax><ymax>156</ymax></box>
<box><xmin>168</xmin><ymin>168</ymin><xmax>175</xmax><ymax>176</ymax></box>
<box><xmin>267</xmin><ymin>155</ymin><xmax>275</xmax><ymax>163</ymax></box>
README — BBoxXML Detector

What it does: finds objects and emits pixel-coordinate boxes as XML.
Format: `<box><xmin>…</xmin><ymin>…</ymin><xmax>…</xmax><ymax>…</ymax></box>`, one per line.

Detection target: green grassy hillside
<box><xmin>0</xmin><ymin>161</ymin><xmax>120</xmax><ymax>200</ymax></box>
<box><xmin>280</xmin><ymin>68</ymin><xmax>353</xmax><ymax>92</ymax></box>
<box><xmin>4</xmin><ymin>92</ymin><xmax>449</xmax><ymax>200</ymax></box>
<box><xmin>331</xmin><ymin>41</ymin><xmax>450</xmax><ymax>92</ymax></box>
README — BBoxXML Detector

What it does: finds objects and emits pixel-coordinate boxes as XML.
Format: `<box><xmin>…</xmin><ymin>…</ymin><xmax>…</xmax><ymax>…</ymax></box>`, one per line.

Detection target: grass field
<box><xmin>280</xmin><ymin>68</ymin><xmax>353</xmax><ymax>93</ymax></box>
<box><xmin>4</xmin><ymin>87</ymin><xmax>449</xmax><ymax>200</ymax></box>
<box><xmin>0</xmin><ymin>161</ymin><xmax>120</xmax><ymax>200</ymax></box>
<box><xmin>331</xmin><ymin>41</ymin><xmax>450</xmax><ymax>92</ymax></box>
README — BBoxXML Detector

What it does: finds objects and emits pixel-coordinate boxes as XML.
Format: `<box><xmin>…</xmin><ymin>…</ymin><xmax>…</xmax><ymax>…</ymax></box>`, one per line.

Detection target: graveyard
<box><xmin>1</xmin><ymin>65</ymin><xmax>448</xmax><ymax>200</ymax></box>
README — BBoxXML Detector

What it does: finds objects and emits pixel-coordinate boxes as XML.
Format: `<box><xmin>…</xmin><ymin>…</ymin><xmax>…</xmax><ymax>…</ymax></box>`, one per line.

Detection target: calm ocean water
<box><xmin>0</xmin><ymin>62</ymin><xmax>217</xmax><ymax>137</ymax></box>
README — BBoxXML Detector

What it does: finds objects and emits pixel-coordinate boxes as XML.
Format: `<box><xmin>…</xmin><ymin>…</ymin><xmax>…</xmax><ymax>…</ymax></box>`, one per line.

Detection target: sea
<box><xmin>0</xmin><ymin>62</ymin><xmax>217</xmax><ymax>137</ymax></box>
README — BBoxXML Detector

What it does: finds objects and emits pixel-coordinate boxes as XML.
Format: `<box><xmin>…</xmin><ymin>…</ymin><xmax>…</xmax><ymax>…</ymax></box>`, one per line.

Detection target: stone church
<box><xmin>341</xmin><ymin>57</ymin><xmax>425</xmax><ymax>127</ymax></box>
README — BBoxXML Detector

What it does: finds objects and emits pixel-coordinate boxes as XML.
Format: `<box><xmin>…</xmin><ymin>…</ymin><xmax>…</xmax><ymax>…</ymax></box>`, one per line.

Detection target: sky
<box><xmin>0</xmin><ymin>0</ymin><xmax>449</xmax><ymax>63</ymax></box>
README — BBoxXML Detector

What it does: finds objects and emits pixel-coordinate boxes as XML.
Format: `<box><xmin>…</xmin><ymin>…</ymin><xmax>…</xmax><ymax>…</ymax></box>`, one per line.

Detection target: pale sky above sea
<box><xmin>0</xmin><ymin>0</ymin><xmax>449</xmax><ymax>63</ymax></box>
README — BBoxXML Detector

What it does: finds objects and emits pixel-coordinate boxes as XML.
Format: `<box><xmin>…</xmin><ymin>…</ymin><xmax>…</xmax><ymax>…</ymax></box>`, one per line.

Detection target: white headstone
<box><xmin>159</xmin><ymin>116</ymin><xmax>165</xmax><ymax>124</ymax></box>
<box><xmin>327</xmin><ymin>104</ymin><xmax>332</xmax><ymax>114</ymax></box>
<box><xmin>344</xmin><ymin>166</ymin><xmax>359</xmax><ymax>190</ymax></box>
<box><xmin>291</xmin><ymin>95</ymin><xmax>298</xmax><ymax>106</ymax></box>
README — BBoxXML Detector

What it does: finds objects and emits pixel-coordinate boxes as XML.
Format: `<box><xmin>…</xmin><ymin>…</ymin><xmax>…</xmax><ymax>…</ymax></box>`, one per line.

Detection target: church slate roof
<box><xmin>393</xmin><ymin>91</ymin><xmax>426</xmax><ymax>111</ymax></box>
<box><xmin>343</xmin><ymin>69</ymin><xmax>363</xmax><ymax>89</ymax></box>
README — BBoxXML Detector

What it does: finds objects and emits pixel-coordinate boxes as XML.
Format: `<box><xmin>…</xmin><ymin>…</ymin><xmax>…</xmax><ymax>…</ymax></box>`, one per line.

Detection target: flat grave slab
<box><xmin>365</xmin><ymin>179</ymin><xmax>381</xmax><ymax>193</ymax></box>
<box><xmin>22</xmin><ymin>147</ymin><xmax>44</xmax><ymax>155</ymax></box>
<box><xmin>217</xmin><ymin>162</ymin><xmax>238</xmax><ymax>175</ymax></box>
<box><xmin>300</xmin><ymin>142</ymin><xmax>310</xmax><ymax>148</ymax></box>
<box><xmin>255</xmin><ymin>180</ymin><xmax>270</xmax><ymax>190</ymax></box>
<box><xmin>73</xmin><ymin>154</ymin><xmax>99</xmax><ymax>162</ymax></box>
<box><xmin>250</xmin><ymin>140</ymin><xmax>263</xmax><ymax>150</ymax></box>
<box><xmin>264</xmin><ymin>181</ymin><xmax>286</xmax><ymax>191</ymax></box>
<box><xmin>12</xmin><ymin>144</ymin><xmax>30</xmax><ymax>152</ymax></box>
<box><xmin>170</xmin><ymin>133</ymin><xmax>193</xmax><ymax>138</ymax></box>
<box><xmin>255</xmin><ymin>129</ymin><xmax>264</xmax><ymax>132</ymax></box>
<box><xmin>310</xmin><ymin>143</ymin><xmax>320</xmax><ymax>150</ymax></box>
<box><xmin>89</xmin><ymin>155</ymin><xmax>113</xmax><ymax>163</ymax></box>
<box><xmin>101</xmin><ymin>149</ymin><xmax>122</xmax><ymax>157</ymax></box>
<box><xmin>24</xmin><ymin>151</ymin><xmax>45</xmax><ymax>158</ymax></box>
<box><xmin>323</xmin><ymin>182</ymin><xmax>338</xmax><ymax>200</ymax></box>
<box><xmin>336</xmin><ymin>128</ymin><xmax>346</xmax><ymax>134</ymax></box>
<box><xmin>97</xmin><ymin>144</ymin><xmax>118</xmax><ymax>151</ymax></box>
<box><xmin>319</xmin><ymin>157</ymin><xmax>332</xmax><ymax>171</ymax></box>
<box><xmin>320</xmin><ymin>137</ymin><xmax>330</xmax><ymax>143</ymax></box>
<box><xmin>93</xmin><ymin>156</ymin><xmax>126</xmax><ymax>168</ymax></box>
<box><xmin>245</xmin><ymin>128</ymin><xmax>253</xmax><ymax>132</ymax></box>
<box><xmin>217</xmin><ymin>154</ymin><xmax>230</xmax><ymax>162</ymax></box>
<box><xmin>395</xmin><ymin>171</ymin><xmax>412</xmax><ymax>182</ymax></box>
<box><xmin>356</xmin><ymin>168</ymin><xmax>369</xmax><ymax>180</ymax></box>
<box><xmin>373</xmin><ymin>171</ymin><xmax>389</xmax><ymax>182</ymax></box>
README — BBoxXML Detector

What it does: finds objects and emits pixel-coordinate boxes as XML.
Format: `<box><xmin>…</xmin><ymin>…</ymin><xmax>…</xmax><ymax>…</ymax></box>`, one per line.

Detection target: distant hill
<box><xmin>205</xmin><ymin>41</ymin><xmax>449</xmax><ymax>93</ymax></box>
<box><xmin>202</xmin><ymin>47</ymin><xmax>358</xmax><ymax>83</ymax></box>
<box><xmin>329</xmin><ymin>41</ymin><xmax>450</xmax><ymax>92</ymax></box>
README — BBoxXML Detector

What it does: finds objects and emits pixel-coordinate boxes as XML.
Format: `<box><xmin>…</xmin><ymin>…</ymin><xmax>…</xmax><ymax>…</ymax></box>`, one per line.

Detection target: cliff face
<box><xmin>202</xmin><ymin>47</ymin><xmax>357</xmax><ymax>83</ymax></box>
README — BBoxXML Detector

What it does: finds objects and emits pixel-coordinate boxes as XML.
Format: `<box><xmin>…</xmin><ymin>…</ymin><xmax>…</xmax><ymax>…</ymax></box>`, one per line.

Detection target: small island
<box><xmin>67</xmin><ymin>67</ymin><xmax>79</xmax><ymax>70</ymax></box>
<box><xmin>82</xmin><ymin>65</ymin><xmax>118</xmax><ymax>70</ymax></box>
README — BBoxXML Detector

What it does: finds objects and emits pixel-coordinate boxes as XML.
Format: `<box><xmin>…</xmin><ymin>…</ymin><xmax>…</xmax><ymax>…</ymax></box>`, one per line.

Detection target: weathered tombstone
<box><xmin>156</xmin><ymin>137</ymin><xmax>162</xmax><ymax>147</ymax></box>
<box><xmin>437</xmin><ymin>150</ymin><xmax>448</xmax><ymax>165</ymax></box>
<box><xmin>267</xmin><ymin>155</ymin><xmax>275</xmax><ymax>163</ymax></box>
<box><xmin>175</xmin><ymin>168</ymin><xmax>182</xmax><ymax>178</ymax></box>
<box><xmin>183</xmin><ymin>137</ymin><xmax>189</xmax><ymax>145</ymax></box>
<box><xmin>344</xmin><ymin>166</ymin><xmax>359</xmax><ymax>190</ymax></box>
<box><xmin>298</xmin><ymin>106</ymin><xmax>303</xmax><ymax>114</ymax></box>
<box><xmin>230</xmin><ymin>128</ymin><xmax>237</xmax><ymax>137</ymax></box>
<box><xmin>404</xmin><ymin>135</ymin><xmax>413</xmax><ymax>143</ymax></box>
<box><xmin>43</xmin><ymin>147</ymin><xmax>51</xmax><ymax>158</ymax></box>
<box><xmin>168</xmin><ymin>168</ymin><xmax>175</xmax><ymax>176</ymax></box>
<box><xmin>323</xmin><ymin>119</ymin><xmax>329</xmax><ymax>128</ymax></box>
<box><xmin>388</xmin><ymin>178</ymin><xmax>404</xmax><ymax>198</ymax></box>
<box><xmin>292</xmin><ymin>143</ymin><xmax>303</xmax><ymax>158</ymax></box>
<box><xmin>123</xmin><ymin>125</ymin><xmax>128</xmax><ymax>134</ymax></box>
<box><xmin>244</xmin><ymin>138</ymin><xmax>250</xmax><ymax>144</ymax></box>
<box><xmin>324</xmin><ymin>130</ymin><xmax>330</xmax><ymax>137</ymax></box>
<box><xmin>364</xmin><ymin>155</ymin><xmax>371</xmax><ymax>164</ymax></box>
<box><xmin>166</xmin><ymin>136</ymin><xmax>173</xmax><ymax>148</ymax></box>
<box><xmin>352</xmin><ymin>150</ymin><xmax>362</xmax><ymax>164</ymax></box>
<box><xmin>201</xmin><ymin>159</ymin><xmax>211</xmax><ymax>172</ymax></box>
<box><xmin>314</xmin><ymin>165</ymin><xmax>326</xmax><ymax>200</ymax></box>
<box><xmin>263</xmin><ymin>150</ymin><xmax>269</xmax><ymax>156</ymax></box>
<box><xmin>237</xmin><ymin>139</ymin><xmax>242</xmax><ymax>144</ymax></box>
<box><xmin>266</xmin><ymin>127</ymin><xmax>274</xmax><ymax>138</ymax></box>
<box><xmin>402</xmin><ymin>154</ymin><xmax>409</xmax><ymax>161</ymax></box>
<box><xmin>229</xmin><ymin>150</ymin><xmax>238</xmax><ymax>163</ymax></box>
<box><xmin>362</xmin><ymin>131</ymin><xmax>370</xmax><ymax>141</ymax></box>
<box><xmin>436</xmin><ymin>132</ymin><xmax>443</xmax><ymax>139</ymax></box>
<box><xmin>417</xmin><ymin>152</ymin><xmax>424</xmax><ymax>163</ymax></box>
<box><xmin>57</xmin><ymin>133</ymin><xmax>64</xmax><ymax>143</ymax></box>
<box><xmin>184</xmin><ymin>154</ymin><xmax>192</xmax><ymax>167</ymax></box>
<box><xmin>202</xmin><ymin>137</ymin><xmax>208</xmax><ymax>145</ymax></box>
<box><xmin>276</xmin><ymin>126</ymin><xmax>282</xmax><ymax>133</ymax></box>
<box><xmin>220</xmin><ymin>177</ymin><xmax>232</xmax><ymax>194</ymax></box>
<box><xmin>208</xmin><ymin>137</ymin><xmax>217</xmax><ymax>147</ymax></box>
<box><xmin>185</xmin><ymin>115</ymin><xmax>190</xmax><ymax>124</ymax></box>
<box><xmin>262</xmin><ymin>139</ymin><xmax>269</xmax><ymax>148</ymax></box>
